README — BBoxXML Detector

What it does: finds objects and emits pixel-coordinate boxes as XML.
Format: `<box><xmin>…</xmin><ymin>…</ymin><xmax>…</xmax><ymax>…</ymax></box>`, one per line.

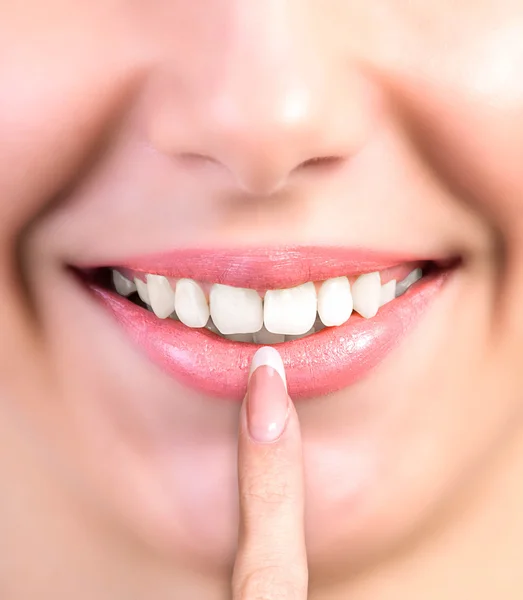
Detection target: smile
<box><xmin>81</xmin><ymin>247</ymin><xmax>454</xmax><ymax>400</ymax></box>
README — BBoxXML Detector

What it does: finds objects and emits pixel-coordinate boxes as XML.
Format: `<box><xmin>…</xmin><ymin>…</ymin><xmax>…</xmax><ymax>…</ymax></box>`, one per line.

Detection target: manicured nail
<box><xmin>247</xmin><ymin>347</ymin><xmax>289</xmax><ymax>443</ymax></box>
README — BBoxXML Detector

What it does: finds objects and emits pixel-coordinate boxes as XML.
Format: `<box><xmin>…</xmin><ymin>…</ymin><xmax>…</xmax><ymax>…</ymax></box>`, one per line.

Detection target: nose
<box><xmin>147</xmin><ymin>4</ymin><xmax>377</xmax><ymax>195</ymax></box>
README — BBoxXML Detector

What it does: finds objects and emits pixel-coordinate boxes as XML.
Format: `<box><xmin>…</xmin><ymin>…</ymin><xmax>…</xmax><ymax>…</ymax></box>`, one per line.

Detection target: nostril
<box><xmin>177</xmin><ymin>152</ymin><xmax>217</xmax><ymax>166</ymax></box>
<box><xmin>173</xmin><ymin>147</ymin><xmax>349</xmax><ymax>195</ymax></box>
<box><xmin>181</xmin><ymin>152</ymin><xmax>345</xmax><ymax>170</ymax></box>
<box><xmin>294</xmin><ymin>155</ymin><xmax>346</xmax><ymax>173</ymax></box>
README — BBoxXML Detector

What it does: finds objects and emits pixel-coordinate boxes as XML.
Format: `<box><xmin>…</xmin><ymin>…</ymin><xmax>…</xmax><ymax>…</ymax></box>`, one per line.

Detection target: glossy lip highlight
<box><xmin>84</xmin><ymin>247</ymin><xmax>450</xmax><ymax>401</ymax></box>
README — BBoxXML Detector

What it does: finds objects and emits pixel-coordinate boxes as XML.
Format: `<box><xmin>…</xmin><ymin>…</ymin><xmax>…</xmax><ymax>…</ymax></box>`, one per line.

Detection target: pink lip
<box><xmin>112</xmin><ymin>246</ymin><xmax>427</xmax><ymax>288</ymax></box>
<box><xmin>88</xmin><ymin>247</ymin><xmax>447</xmax><ymax>400</ymax></box>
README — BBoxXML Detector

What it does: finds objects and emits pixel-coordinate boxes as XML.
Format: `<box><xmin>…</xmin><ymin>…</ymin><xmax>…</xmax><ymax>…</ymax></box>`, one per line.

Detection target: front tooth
<box><xmin>146</xmin><ymin>274</ymin><xmax>176</xmax><ymax>319</ymax></box>
<box><xmin>264</xmin><ymin>282</ymin><xmax>317</xmax><ymax>335</ymax></box>
<box><xmin>210</xmin><ymin>284</ymin><xmax>263</xmax><ymax>335</ymax></box>
<box><xmin>134</xmin><ymin>277</ymin><xmax>150</xmax><ymax>305</ymax></box>
<box><xmin>352</xmin><ymin>272</ymin><xmax>381</xmax><ymax>318</ymax></box>
<box><xmin>253</xmin><ymin>326</ymin><xmax>286</xmax><ymax>345</ymax></box>
<box><xmin>113</xmin><ymin>271</ymin><xmax>136</xmax><ymax>297</ymax></box>
<box><xmin>379</xmin><ymin>280</ymin><xmax>396</xmax><ymax>307</ymax></box>
<box><xmin>318</xmin><ymin>276</ymin><xmax>353</xmax><ymax>327</ymax></box>
<box><xmin>396</xmin><ymin>268</ymin><xmax>423</xmax><ymax>297</ymax></box>
<box><xmin>175</xmin><ymin>279</ymin><xmax>209</xmax><ymax>328</ymax></box>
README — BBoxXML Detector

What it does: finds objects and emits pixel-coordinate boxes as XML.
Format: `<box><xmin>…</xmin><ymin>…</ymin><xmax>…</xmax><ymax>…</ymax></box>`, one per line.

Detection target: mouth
<box><xmin>79</xmin><ymin>247</ymin><xmax>455</xmax><ymax>401</ymax></box>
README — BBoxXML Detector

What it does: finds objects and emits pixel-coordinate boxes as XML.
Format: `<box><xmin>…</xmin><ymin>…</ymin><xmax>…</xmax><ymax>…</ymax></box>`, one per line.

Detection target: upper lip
<box><xmin>91</xmin><ymin>246</ymin><xmax>432</xmax><ymax>288</ymax></box>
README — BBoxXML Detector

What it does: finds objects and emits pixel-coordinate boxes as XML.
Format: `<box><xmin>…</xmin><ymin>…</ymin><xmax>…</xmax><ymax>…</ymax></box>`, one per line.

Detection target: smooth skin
<box><xmin>2</xmin><ymin>1</ymin><xmax>523</xmax><ymax>599</ymax></box>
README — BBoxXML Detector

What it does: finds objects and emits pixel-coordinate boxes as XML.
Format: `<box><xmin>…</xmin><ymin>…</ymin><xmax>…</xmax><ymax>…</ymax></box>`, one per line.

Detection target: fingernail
<box><xmin>247</xmin><ymin>347</ymin><xmax>289</xmax><ymax>443</ymax></box>
<box><xmin>249</xmin><ymin>345</ymin><xmax>287</xmax><ymax>391</ymax></box>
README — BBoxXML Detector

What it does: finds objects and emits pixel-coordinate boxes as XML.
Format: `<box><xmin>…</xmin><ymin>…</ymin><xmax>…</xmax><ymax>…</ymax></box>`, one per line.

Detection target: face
<box><xmin>2</xmin><ymin>0</ymin><xmax>523</xmax><ymax>589</ymax></box>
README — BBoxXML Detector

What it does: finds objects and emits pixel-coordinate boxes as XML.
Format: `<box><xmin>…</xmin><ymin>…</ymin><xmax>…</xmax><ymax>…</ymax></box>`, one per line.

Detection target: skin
<box><xmin>1</xmin><ymin>0</ymin><xmax>523</xmax><ymax>598</ymax></box>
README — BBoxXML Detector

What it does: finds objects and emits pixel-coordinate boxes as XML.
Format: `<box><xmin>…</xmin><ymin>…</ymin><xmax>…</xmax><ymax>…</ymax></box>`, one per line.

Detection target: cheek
<box><xmin>300</xmin><ymin>269</ymin><xmax>522</xmax><ymax>573</ymax></box>
<box><xmin>0</xmin><ymin>4</ymin><xmax>146</xmax><ymax>247</ymax></box>
<box><xmin>393</xmin><ymin>14</ymin><xmax>523</xmax><ymax>240</ymax></box>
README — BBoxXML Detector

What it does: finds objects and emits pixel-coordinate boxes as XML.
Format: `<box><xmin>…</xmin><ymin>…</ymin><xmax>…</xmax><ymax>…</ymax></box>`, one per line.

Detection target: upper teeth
<box><xmin>395</xmin><ymin>267</ymin><xmax>422</xmax><ymax>296</ymax></box>
<box><xmin>380</xmin><ymin>279</ymin><xmax>397</xmax><ymax>307</ymax></box>
<box><xmin>146</xmin><ymin>274</ymin><xmax>176</xmax><ymax>319</ymax></box>
<box><xmin>134</xmin><ymin>277</ymin><xmax>150</xmax><ymax>305</ymax></box>
<box><xmin>264</xmin><ymin>282</ymin><xmax>317</xmax><ymax>335</ymax></box>
<box><xmin>317</xmin><ymin>276</ymin><xmax>353</xmax><ymax>327</ymax></box>
<box><xmin>175</xmin><ymin>278</ymin><xmax>210</xmax><ymax>328</ymax></box>
<box><xmin>210</xmin><ymin>284</ymin><xmax>263</xmax><ymax>334</ymax></box>
<box><xmin>351</xmin><ymin>272</ymin><xmax>381</xmax><ymax>319</ymax></box>
<box><xmin>113</xmin><ymin>269</ymin><xmax>421</xmax><ymax>337</ymax></box>
<box><xmin>113</xmin><ymin>270</ymin><xmax>137</xmax><ymax>297</ymax></box>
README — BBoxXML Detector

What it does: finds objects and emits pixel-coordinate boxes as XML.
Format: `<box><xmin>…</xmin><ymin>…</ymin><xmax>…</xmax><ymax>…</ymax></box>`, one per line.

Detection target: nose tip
<box><xmin>197</xmin><ymin>83</ymin><xmax>349</xmax><ymax>195</ymax></box>
<box><xmin>148</xmin><ymin>53</ymin><xmax>377</xmax><ymax>196</ymax></box>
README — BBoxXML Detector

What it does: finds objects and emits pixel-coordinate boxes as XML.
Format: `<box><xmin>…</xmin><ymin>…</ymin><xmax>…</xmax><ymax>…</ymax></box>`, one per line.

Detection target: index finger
<box><xmin>232</xmin><ymin>347</ymin><xmax>308</xmax><ymax>600</ymax></box>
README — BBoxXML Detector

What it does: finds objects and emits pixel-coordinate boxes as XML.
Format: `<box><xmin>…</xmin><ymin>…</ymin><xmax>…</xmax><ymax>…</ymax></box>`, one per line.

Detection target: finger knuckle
<box><xmin>242</xmin><ymin>474</ymin><xmax>292</xmax><ymax>506</ymax></box>
<box><xmin>235</xmin><ymin>566</ymin><xmax>308</xmax><ymax>600</ymax></box>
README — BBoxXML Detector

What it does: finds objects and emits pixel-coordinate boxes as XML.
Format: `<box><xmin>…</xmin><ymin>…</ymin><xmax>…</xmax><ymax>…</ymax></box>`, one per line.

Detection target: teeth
<box><xmin>396</xmin><ymin>268</ymin><xmax>423</xmax><ymax>297</ymax></box>
<box><xmin>352</xmin><ymin>272</ymin><xmax>381</xmax><ymax>319</ymax></box>
<box><xmin>134</xmin><ymin>278</ymin><xmax>150</xmax><ymax>305</ymax></box>
<box><xmin>174</xmin><ymin>279</ymin><xmax>210</xmax><ymax>328</ymax></box>
<box><xmin>318</xmin><ymin>276</ymin><xmax>353</xmax><ymax>327</ymax></box>
<box><xmin>210</xmin><ymin>284</ymin><xmax>263</xmax><ymax>335</ymax></box>
<box><xmin>253</xmin><ymin>326</ymin><xmax>286</xmax><ymax>345</ymax></box>
<box><xmin>113</xmin><ymin>271</ymin><xmax>136</xmax><ymax>297</ymax></box>
<box><xmin>264</xmin><ymin>282</ymin><xmax>317</xmax><ymax>335</ymax></box>
<box><xmin>146</xmin><ymin>274</ymin><xmax>176</xmax><ymax>319</ymax></box>
<box><xmin>379</xmin><ymin>280</ymin><xmax>397</xmax><ymax>307</ymax></box>
<box><xmin>122</xmin><ymin>265</ymin><xmax>425</xmax><ymax>341</ymax></box>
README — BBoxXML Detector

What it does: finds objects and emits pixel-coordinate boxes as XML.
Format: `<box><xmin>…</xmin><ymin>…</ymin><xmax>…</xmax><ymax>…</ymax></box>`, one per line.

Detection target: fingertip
<box><xmin>245</xmin><ymin>347</ymin><xmax>289</xmax><ymax>443</ymax></box>
<box><xmin>249</xmin><ymin>346</ymin><xmax>287</xmax><ymax>391</ymax></box>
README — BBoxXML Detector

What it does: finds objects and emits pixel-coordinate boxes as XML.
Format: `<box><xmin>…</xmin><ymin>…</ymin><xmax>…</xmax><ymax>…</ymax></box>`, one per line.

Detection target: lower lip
<box><xmin>91</xmin><ymin>273</ymin><xmax>446</xmax><ymax>401</ymax></box>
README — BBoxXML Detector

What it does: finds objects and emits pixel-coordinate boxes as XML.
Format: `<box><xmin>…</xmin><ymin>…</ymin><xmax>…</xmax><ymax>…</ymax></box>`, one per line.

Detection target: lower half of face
<box><xmin>2</xmin><ymin>0</ymin><xmax>523</xmax><ymax>586</ymax></box>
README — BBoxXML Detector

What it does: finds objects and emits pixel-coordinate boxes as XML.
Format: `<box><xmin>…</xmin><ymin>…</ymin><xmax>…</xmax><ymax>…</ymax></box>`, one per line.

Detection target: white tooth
<box><xmin>264</xmin><ymin>282</ymin><xmax>317</xmax><ymax>335</ymax></box>
<box><xmin>396</xmin><ymin>268</ymin><xmax>423</xmax><ymax>296</ymax></box>
<box><xmin>380</xmin><ymin>280</ymin><xmax>397</xmax><ymax>307</ymax></box>
<box><xmin>174</xmin><ymin>279</ymin><xmax>209</xmax><ymax>328</ymax></box>
<box><xmin>210</xmin><ymin>284</ymin><xmax>263</xmax><ymax>335</ymax></box>
<box><xmin>253</xmin><ymin>326</ymin><xmax>286</xmax><ymax>345</ymax></box>
<box><xmin>318</xmin><ymin>276</ymin><xmax>353</xmax><ymax>327</ymax></box>
<box><xmin>134</xmin><ymin>278</ymin><xmax>150</xmax><ymax>305</ymax></box>
<box><xmin>352</xmin><ymin>272</ymin><xmax>381</xmax><ymax>319</ymax></box>
<box><xmin>113</xmin><ymin>271</ymin><xmax>136</xmax><ymax>297</ymax></box>
<box><xmin>225</xmin><ymin>333</ymin><xmax>254</xmax><ymax>342</ymax></box>
<box><xmin>286</xmin><ymin>327</ymin><xmax>315</xmax><ymax>341</ymax></box>
<box><xmin>146</xmin><ymin>274</ymin><xmax>176</xmax><ymax>319</ymax></box>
